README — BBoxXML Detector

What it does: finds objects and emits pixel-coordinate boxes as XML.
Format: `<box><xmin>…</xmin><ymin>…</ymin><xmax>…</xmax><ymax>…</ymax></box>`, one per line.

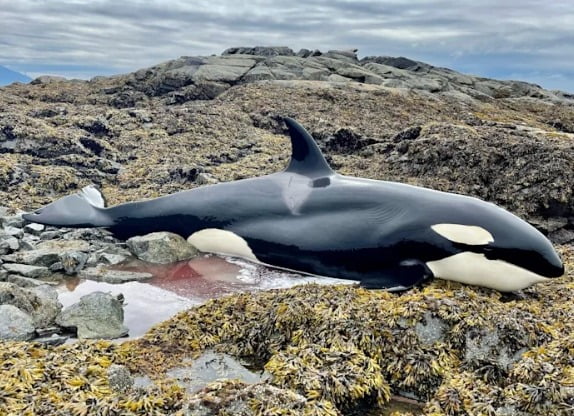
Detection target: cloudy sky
<box><xmin>1</xmin><ymin>0</ymin><xmax>573</xmax><ymax>92</ymax></box>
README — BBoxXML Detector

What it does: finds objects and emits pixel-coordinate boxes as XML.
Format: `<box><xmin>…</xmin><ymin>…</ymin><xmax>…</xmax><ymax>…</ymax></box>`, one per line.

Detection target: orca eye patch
<box><xmin>431</xmin><ymin>224</ymin><xmax>494</xmax><ymax>245</ymax></box>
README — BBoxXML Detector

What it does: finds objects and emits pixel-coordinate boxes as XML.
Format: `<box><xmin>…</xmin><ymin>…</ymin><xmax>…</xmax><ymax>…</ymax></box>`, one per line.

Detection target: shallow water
<box><xmin>57</xmin><ymin>254</ymin><xmax>354</xmax><ymax>338</ymax></box>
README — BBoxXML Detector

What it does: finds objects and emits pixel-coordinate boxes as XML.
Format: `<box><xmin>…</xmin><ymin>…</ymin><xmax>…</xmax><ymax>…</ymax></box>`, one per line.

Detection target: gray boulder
<box><xmin>56</xmin><ymin>291</ymin><xmax>128</xmax><ymax>339</ymax></box>
<box><xmin>0</xmin><ymin>304</ymin><xmax>35</xmax><ymax>340</ymax></box>
<box><xmin>0</xmin><ymin>282</ymin><xmax>62</xmax><ymax>328</ymax></box>
<box><xmin>126</xmin><ymin>232</ymin><xmax>197</xmax><ymax>264</ymax></box>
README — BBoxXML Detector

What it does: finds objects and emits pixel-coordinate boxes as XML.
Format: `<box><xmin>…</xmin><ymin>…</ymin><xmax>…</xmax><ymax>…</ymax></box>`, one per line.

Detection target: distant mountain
<box><xmin>0</xmin><ymin>65</ymin><xmax>31</xmax><ymax>86</ymax></box>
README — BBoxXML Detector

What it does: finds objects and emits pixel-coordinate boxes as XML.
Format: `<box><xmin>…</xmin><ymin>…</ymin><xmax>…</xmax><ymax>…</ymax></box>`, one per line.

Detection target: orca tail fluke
<box><xmin>22</xmin><ymin>185</ymin><xmax>114</xmax><ymax>228</ymax></box>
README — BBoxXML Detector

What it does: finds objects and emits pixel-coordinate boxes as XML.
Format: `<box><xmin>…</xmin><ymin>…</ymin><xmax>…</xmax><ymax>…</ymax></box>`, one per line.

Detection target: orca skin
<box><xmin>23</xmin><ymin>118</ymin><xmax>564</xmax><ymax>291</ymax></box>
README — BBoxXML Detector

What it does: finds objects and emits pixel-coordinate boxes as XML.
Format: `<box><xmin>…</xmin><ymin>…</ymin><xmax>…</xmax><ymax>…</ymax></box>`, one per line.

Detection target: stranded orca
<box><xmin>23</xmin><ymin>118</ymin><xmax>564</xmax><ymax>291</ymax></box>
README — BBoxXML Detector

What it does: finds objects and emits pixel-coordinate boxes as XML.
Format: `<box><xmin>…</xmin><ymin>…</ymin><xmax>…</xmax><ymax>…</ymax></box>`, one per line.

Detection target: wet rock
<box><xmin>23</xmin><ymin>223</ymin><xmax>45</xmax><ymax>235</ymax></box>
<box><xmin>79</xmin><ymin>265</ymin><xmax>152</xmax><ymax>283</ymax></box>
<box><xmin>414</xmin><ymin>312</ymin><xmax>448</xmax><ymax>345</ymax></box>
<box><xmin>56</xmin><ymin>291</ymin><xmax>129</xmax><ymax>339</ymax></box>
<box><xmin>167</xmin><ymin>351</ymin><xmax>269</xmax><ymax>393</ymax></box>
<box><xmin>107</xmin><ymin>364</ymin><xmax>134</xmax><ymax>393</ymax></box>
<box><xmin>0</xmin><ymin>304</ymin><xmax>36</xmax><ymax>340</ymax></box>
<box><xmin>59</xmin><ymin>251</ymin><xmax>89</xmax><ymax>274</ymax></box>
<box><xmin>33</xmin><ymin>333</ymin><xmax>69</xmax><ymax>346</ymax></box>
<box><xmin>464</xmin><ymin>329</ymin><xmax>522</xmax><ymax>372</ymax></box>
<box><xmin>2</xmin><ymin>263</ymin><xmax>50</xmax><ymax>278</ymax></box>
<box><xmin>127</xmin><ymin>232</ymin><xmax>198</xmax><ymax>264</ymax></box>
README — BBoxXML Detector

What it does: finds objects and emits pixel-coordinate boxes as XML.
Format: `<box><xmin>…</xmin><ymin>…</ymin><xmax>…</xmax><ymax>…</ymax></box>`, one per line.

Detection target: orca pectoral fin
<box><xmin>360</xmin><ymin>261</ymin><xmax>433</xmax><ymax>291</ymax></box>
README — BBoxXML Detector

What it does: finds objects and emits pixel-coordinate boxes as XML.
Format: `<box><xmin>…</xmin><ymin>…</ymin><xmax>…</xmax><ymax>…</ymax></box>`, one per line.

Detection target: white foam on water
<box><xmin>221</xmin><ymin>255</ymin><xmax>356</xmax><ymax>290</ymax></box>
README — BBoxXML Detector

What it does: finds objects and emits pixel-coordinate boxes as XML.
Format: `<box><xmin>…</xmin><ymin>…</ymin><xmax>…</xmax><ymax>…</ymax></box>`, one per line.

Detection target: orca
<box><xmin>23</xmin><ymin>118</ymin><xmax>564</xmax><ymax>291</ymax></box>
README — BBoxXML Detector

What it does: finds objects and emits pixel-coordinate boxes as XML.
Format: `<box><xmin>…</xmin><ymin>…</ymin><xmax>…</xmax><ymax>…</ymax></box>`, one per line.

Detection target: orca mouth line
<box><xmin>451</xmin><ymin>243</ymin><xmax>565</xmax><ymax>279</ymax></box>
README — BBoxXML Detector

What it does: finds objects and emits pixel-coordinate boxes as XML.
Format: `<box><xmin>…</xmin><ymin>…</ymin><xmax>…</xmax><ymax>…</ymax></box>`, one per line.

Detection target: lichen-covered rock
<box><xmin>127</xmin><ymin>232</ymin><xmax>198</xmax><ymax>264</ymax></box>
<box><xmin>56</xmin><ymin>291</ymin><xmax>128</xmax><ymax>339</ymax></box>
<box><xmin>0</xmin><ymin>304</ymin><xmax>35</xmax><ymax>340</ymax></box>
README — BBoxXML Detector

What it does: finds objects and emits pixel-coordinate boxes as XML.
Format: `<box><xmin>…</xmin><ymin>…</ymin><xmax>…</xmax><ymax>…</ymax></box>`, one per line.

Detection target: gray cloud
<box><xmin>0</xmin><ymin>0</ymin><xmax>573</xmax><ymax>91</ymax></box>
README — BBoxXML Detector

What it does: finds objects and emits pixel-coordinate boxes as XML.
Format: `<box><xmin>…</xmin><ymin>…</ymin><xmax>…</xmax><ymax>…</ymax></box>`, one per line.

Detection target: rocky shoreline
<box><xmin>1</xmin><ymin>47</ymin><xmax>573</xmax><ymax>415</ymax></box>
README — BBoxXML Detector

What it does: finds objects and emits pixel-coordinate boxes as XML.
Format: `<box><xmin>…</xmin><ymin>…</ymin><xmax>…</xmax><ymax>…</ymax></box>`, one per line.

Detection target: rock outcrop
<box><xmin>0</xmin><ymin>47</ymin><xmax>572</xmax><ymax>415</ymax></box>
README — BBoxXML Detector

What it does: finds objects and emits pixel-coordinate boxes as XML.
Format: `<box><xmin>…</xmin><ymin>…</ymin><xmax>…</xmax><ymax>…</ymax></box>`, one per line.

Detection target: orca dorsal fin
<box><xmin>284</xmin><ymin>117</ymin><xmax>334</xmax><ymax>177</ymax></box>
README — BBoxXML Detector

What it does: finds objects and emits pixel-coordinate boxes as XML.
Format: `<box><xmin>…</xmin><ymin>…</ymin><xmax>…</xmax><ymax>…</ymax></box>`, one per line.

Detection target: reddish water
<box><xmin>57</xmin><ymin>255</ymin><xmax>353</xmax><ymax>338</ymax></box>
